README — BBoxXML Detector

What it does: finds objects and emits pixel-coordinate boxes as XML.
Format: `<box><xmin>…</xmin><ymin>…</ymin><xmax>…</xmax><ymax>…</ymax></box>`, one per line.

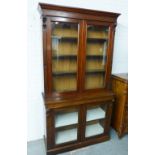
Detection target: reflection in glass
<box><xmin>55</xmin><ymin>108</ymin><xmax>78</xmax><ymax>144</ymax></box>
<box><xmin>51</xmin><ymin>22</ymin><xmax>78</xmax><ymax>92</ymax></box>
<box><xmin>85</xmin><ymin>25</ymin><xmax>109</xmax><ymax>89</ymax></box>
<box><xmin>85</xmin><ymin>104</ymin><xmax>107</xmax><ymax>138</ymax></box>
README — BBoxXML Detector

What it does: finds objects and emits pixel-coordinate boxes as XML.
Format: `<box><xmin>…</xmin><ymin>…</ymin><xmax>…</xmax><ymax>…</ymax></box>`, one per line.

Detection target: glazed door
<box><xmin>80</xmin><ymin>102</ymin><xmax>113</xmax><ymax>140</ymax></box>
<box><xmin>54</xmin><ymin>107</ymin><xmax>80</xmax><ymax>145</ymax></box>
<box><xmin>84</xmin><ymin>21</ymin><xmax>111</xmax><ymax>90</ymax></box>
<box><xmin>46</xmin><ymin>17</ymin><xmax>82</xmax><ymax>94</ymax></box>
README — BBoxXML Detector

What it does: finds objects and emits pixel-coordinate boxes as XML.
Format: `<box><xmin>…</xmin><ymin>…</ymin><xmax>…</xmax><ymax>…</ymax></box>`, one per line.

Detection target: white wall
<box><xmin>27</xmin><ymin>0</ymin><xmax>128</xmax><ymax>141</ymax></box>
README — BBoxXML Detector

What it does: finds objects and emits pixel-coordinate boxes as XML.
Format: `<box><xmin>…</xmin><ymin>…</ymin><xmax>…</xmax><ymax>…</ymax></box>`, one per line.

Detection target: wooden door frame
<box><xmin>43</xmin><ymin>16</ymin><xmax>83</xmax><ymax>97</ymax></box>
<box><xmin>81</xmin><ymin>20</ymin><xmax>116</xmax><ymax>92</ymax></box>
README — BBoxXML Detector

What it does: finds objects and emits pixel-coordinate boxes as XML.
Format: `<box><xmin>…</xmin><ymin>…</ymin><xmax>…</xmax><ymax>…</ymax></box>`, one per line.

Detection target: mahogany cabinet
<box><xmin>39</xmin><ymin>3</ymin><xmax>120</xmax><ymax>155</ymax></box>
<box><xmin>111</xmin><ymin>73</ymin><xmax>128</xmax><ymax>138</ymax></box>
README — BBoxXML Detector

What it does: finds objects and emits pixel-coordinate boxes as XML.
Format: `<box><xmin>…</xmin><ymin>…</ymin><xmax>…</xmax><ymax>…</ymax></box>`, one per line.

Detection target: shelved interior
<box><xmin>55</xmin><ymin>108</ymin><xmax>78</xmax><ymax>128</ymax></box>
<box><xmin>87</xmin><ymin>106</ymin><xmax>106</xmax><ymax>121</ymax></box>
<box><xmin>54</xmin><ymin>106</ymin><xmax>106</xmax><ymax>128</ymax></box>
<box><xmin>50</xmin><ymin>21</ymin><xmax>110</xmax><ymax>92</ymax></box>
<box><xmin>54</xmin><ymin>104</ymin><xmax>107</xmax><ymax>144</ymax></box>
<box><xmin>85</xmin><ymin>104</ymin><xmax>106</xmax><ymax>138</ymax></box>
<box><xmin>87</xmin><ymin>25</ymin><xmax>108</xmax><ymax>39</ymax></box>
<box><xmin>85</xmin><ymin>25</ymin><xmax>109</xmax><ymax>89</ymax></box>
<box><xmin>51</xmin><ymin>22</ymin><xmax>78</xmax><ymax>92</ymax></box>
<box><xmin>55</xmin><ymin>126</ymin><xmax>78</xmax><ymax>144</ymax></box>
<box><xmin>85</xmin><ymin>121</ymin><xmax>104</xmax><ymax>138</ymax></box>
<box><xmin>55</xmin><ymin>108</ymin><xmax>78</xmax><ymax>144</ymax></box>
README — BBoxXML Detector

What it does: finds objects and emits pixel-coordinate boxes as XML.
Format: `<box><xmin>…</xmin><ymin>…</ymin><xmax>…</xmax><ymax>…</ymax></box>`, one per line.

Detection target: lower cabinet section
<box><xmin>45</xmin><ymin>101</ymin><xmax>113</xmax><ymax>155</ymax></box>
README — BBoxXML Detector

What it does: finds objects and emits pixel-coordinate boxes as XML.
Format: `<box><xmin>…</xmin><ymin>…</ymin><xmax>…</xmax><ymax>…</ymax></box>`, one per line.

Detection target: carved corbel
<box><xmin>43</xmin><ymin>16</ymin><xmax>47</xmax><ymax>29</ymax></box>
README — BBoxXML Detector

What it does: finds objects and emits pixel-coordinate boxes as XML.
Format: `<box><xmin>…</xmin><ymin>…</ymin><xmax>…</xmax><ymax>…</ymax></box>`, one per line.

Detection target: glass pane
<box><xmin>55</xmin><ymin>108</ymin><xmax>79</xmax><ymax>128</ymax></box>
<box><xmin>55</xmin><ymin>126</ymin><xmax>78</xmax><ymax>144</ymax></box>
<box><xmin>85</xmin><ymin>104</ymin><xmax>107</xmax><ymax>138</ymax></box>
<box><xmin>86</xmin><ymin>105</ymin><xmax>106</xmax><ymax>122</ymax></box>
<box><xmin>85</xmin><ymin>25</ymin><xmax>109</xmax><ymax>89</ymax></box>
<box><xmin>85</xmin><ymin>120</ymin><xmax>105</xmax><ymax>138</ymax></box>
<box><xmin>51</xmin><ymin>22</ymin><xmax>78</xmax><ymax>92</ymax></box>
<box><xmin>55</xmin><ymin>108</ymin><xmax>78</xmax><ymax>144</ymax></box>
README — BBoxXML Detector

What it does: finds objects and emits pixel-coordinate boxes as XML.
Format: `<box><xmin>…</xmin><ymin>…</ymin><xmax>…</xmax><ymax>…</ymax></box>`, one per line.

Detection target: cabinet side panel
<box><xmin>111</xmin><ymin>79</ymin><xmax>127</xmax><ymax>134</ymax></box>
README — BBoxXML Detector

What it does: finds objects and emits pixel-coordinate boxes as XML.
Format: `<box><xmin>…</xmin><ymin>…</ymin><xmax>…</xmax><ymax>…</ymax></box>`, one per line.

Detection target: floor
<box><xmin>27</xmin><ymin>129</ymin><xmax>128</xmax><ymax>155</ymax></box>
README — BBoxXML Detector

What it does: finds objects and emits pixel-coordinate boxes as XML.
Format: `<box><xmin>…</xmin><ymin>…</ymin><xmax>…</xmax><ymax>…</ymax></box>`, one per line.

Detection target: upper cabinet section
<box><xmin>39</xmin><ymin>3</ymin><xmax>120</xmax><ymax>97</ymax></box>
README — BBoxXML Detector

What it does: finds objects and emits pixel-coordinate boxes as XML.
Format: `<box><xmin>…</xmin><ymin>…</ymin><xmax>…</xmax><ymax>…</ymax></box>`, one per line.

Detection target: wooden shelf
<box><xmin>87</xmin><ymin>38</ymin><xmax>108</xmax><ymax>42</ymax></box>
<box><xmin>52</xmin><ymin>55</ymin><xmax>77</xmax><ymax>59</ymax></box>
<box><xmin>86</xmin><ymin>69</ymin><xmax>105</xmax><ymax>74</ymax></box>
<box><xmin>85</xmin><ymin>123</ymin><xmax>104</xmax><ymax>137</ymax></box>
<box><xmin>52</xmin><ymin>71</ymin><xmax>77</xmax><ymax>76</ymax></box>
<box><xmin>55</xmin><ymin>111</ymin><xmax>78</xmax><ymax>128</ymax></box>
<box><xmin>55</xmin><ymin>127</ymin><xmax>77</xmax><ymax>144</ymax></box>
<box><xmin>52</xmin><ymin>36</ymin><xmax>108</xmax><ymax>42</ymax></box>
<box><xmin>86</xmin><ymin>55</ymin><xmax>106</xmax><ymax>60</ymax></box>
<box><xmin>87</xmin><ymin>54</ymin><xmax>103</xmax><ymax>56</ymax></box>
<box><xmin>52</xmin><ymin>69</ymin><xmax>105</xmax><ymax>76</ymax></box>
<box><xmin>87</xmin><ymin>107</ymin><xmax>106</xmax><ymax>122</ymax></box>
<box><xmin>52</xmin><ymin>36</ymin><xmax>77</xmax><ymax>41</ymax></box>
<box><xmin>52</xmin><ymin>55</ymin><xmax>106</xmax><ymax>59</ymax></box>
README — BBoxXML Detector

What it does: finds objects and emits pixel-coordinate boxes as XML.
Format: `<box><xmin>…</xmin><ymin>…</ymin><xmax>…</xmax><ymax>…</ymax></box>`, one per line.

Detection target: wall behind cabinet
<box><xmin>27</xmin><ymin>0</ymin><xmax>128</xmax><ymax>141</ymax></box>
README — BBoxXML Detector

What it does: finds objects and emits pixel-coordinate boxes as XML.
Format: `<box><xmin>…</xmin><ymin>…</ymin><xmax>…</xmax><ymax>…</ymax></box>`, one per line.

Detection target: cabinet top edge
<box><xmin>39</xmin><ymin>3</ymin><xmax>121</xmax><ymax>18</ymax></box>
<box><xmin>112</xmin><ymin>73</ymin><xmax>128</xmax><ymax>83</ymax></box>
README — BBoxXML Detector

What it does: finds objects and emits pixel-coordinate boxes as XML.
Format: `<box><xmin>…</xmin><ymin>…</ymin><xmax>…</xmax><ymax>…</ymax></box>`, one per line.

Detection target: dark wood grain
<box><xmin>45</xmin><ymin>18</ymin><xmax>52</xmax><ymax>96</ymax></box>
<box><xmin>104</xmin><ymin>24</ymin><xmax>116</xmax><ymax>90</ymax></box>
<box><xmin>78</xmin><ymin>104</ymin><xmax>86</xmax><ymax>141</ymax></box>
<box><xmin>42</xmin><ymin>17</ymin><xmax>48</xmax><ymax>95</ymax></box>
<box><xmin>104</xmin><ymin>102</ymin><xmax>113</xmax><ymax>134</ymax></box>
<box><xmin>77</xmin><ymin>20</ymin><xmax>83</xmax><ymax>92</ymax></box>
<box><xmin>46</xmin><ymin>109</ymin><xmax>55</xmax><ymax>148</ymax></box>
<box><xmin>80</xmin><ymin>20</ymin><xmax>87</xmax><ymax>91</ymax></box>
